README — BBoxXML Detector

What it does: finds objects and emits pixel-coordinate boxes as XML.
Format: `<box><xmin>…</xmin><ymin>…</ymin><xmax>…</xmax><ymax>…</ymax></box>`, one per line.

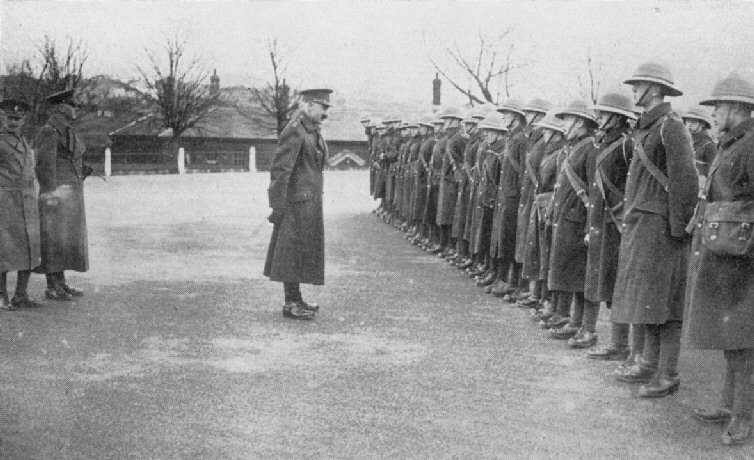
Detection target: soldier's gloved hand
<box><xmin>268</xmin><ymin>208</ymin><xmax>286</xmax><ymax>225</ymax></box>
<box><xmin>584</xmin><ymin>233</ymin><xmax>590</xmax><ymax>245</ymax></box>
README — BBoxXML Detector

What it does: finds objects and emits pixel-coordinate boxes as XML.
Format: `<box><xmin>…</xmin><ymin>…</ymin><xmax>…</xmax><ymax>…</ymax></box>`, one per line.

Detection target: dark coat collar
<box><xmin>719</xmin><ymin>118</ymin><xmax>754</xmax><ymax>149</ymax></box>
<box><xmin>637</xmin><ymin>102</ymin><xmax>671</xmax><ymax>130</ymax></box>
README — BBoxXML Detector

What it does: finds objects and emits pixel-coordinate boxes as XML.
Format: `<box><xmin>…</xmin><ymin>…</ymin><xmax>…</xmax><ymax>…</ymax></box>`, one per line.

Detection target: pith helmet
<box><xmin>374</xmin><ymin>119</ymin><xmax>386</xmax><ymax>130</ymax></box>
<box><xmin>478</xmin><ymin>113</ymin><xmax>508</xmax><ymax>132</ymax></box>
<box><xmin>623</xmin><ymin>61</ymin><xmax>683</xmax><ymax>97</ymax></box>
<box><xmin>536</xmin><ymin>109</ymin><xmax>566</xmax><ymax>134</ymax></box>
<box><xmin>700</xmin><ymin>73</ymin><xmax>754</xmax><ymax>108</ymax></box>
<box><xmin>418</xmin><ymin>113</ymin><xmax>436</xmax><ymax>128</ymax></box>
<box><xmin>359</xmin><ymin>113</ymin><xmax>371</xmax><ymax>123</ymax></box>
<box><xmin>383</xmin><ymin>114</ymin><xmax>403</xmax><ymax>124</ymax></box>
<box><xmin>463</xmin><ymin>109</ymin><xmax>480</xmax><ymax>124</ymax></box>
<box><xmin>404</xmin><ymin>119</ymin><xmax>419</xmax><ymax>129</ymax></box>
<box><xmin>682</xmin><ymin>106</ymin><xmax>713</xmax><ymax>129</ymax></box>
<box><xmin>523</xmin><ymin>98</ymin><xmax>553</xmax><ymax>115</ymax></box>
<box><xmin>592</xmin><ymin>91</ymin><xmax>637</xmax><ymax>120</ymax></box>
<box><xmin>437</xmin><ymin>106</ymin><xmax>463</xmax><ymax>120</ymax></box>
<box><xmin>471</xmin><ymin>108</ymin><xmax>487</xmax><ymax>120</ymax></box>
<box><xmin>497</xmin><ymin>98</ymin><xmax>526</xmax><ymax>118</ymax></box>
<box><xmin>556</xmin><ymin>100</ymin><xmax>597</xmax><ymax>127</ymax></box>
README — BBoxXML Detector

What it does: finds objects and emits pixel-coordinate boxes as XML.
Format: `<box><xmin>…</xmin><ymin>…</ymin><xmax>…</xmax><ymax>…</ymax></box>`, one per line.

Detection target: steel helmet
<box><xmin>418</xmin><ymin>113</ymin><xmax>436</xmax><ymax>128</ymax></box>
<box><xmin>478</xmin><ymin>112</ymin><xmax>508</xmax><ymax>132</ymax></box>
<box><xmin>681</xmin><ymin>106</ymin><xmax>713</xmax><ymax>129</ymax></box>
<box><xmin>699</xmin><ymin>73</ymin><xmax>754</xmax><ymax>108</ymax></box>
<box><xmin>383</xmin><ymin>114</ymin><xmax>403</xmax><ymax>124</ymax></box>
<box><xmin>359</xmin><ymin>113</ymin><xmax>371</xmax><ymax>124</ymax></box>
<box><xmin>535</xmin><ymin>109</ymin><xmax>566</xmax><ymax>134</ymax></box>
<box><xmin>624</xmin><ymin>61</ymin><xmax>683</xmax><ymax>97</ymax></box>
<box><xmin>592</xmin><ymin>91</ymin><xmax>637</xmax><ymax>120</ymax></box>
<box><xmin>497</xmin><ymin>98</ymin><xmax>526</xmax><ymax>118</ymax></box>
<box><xmin>438</xmin><ymin>106</ymin><xmax>464</xmax><ymax>120</ymax></box>
<box><xmin>523</xmin><ymin>98</ymin><xmax>553</xmax><ymax>115</ymax></box>
<box><xmin>556</xmin><ymin>100</ymin><xmax>597</xmax><ymax>127</ymax></box>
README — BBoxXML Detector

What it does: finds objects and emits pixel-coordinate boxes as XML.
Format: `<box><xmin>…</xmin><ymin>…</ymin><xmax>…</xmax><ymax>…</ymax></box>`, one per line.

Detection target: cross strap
<box><xmin>633</xmin><ymin>114</ymin><xmax>670</xmax><ymax>192</ymax></box>
<box><xmin>594</xmin><ymin>137</ymin><xmax>625</xmax><ymax>201</ymax></box>
<box><xmin>525</xmin><ymin>139</ymin><xmax>545</xmax><ymax>190</ymax></box>
<box><xmin>560</xmin><ymin>137</ymin><xmax>593</xmax><ymax>207</ymax></box>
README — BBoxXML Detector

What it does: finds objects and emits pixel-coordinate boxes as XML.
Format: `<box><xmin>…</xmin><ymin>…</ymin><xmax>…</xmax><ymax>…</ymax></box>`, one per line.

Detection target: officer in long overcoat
<box><xmin>264</xmin><ymin>88</ymin><xmax>333</xmax><ymax>320</ymax></box>
<box><xmin>35</xmin><ymin>86</ymin><xmax>90</xmax><ymax>301</ymax></box>
<box><xmin>0</xmin><ymin>78</ymin><xmax>42</xmax><ymax>309</ymax></box>
<box><xmin>685</xmin><ymin>74</ymin><xmax>754</xmax><ymax>446</ymax></box>
<box><xmin>610</xmin><ymin>62</ymin><xmax>698</xmax><ymax>397</ymax></box>
<box><xmin>543</xmin><ymin>101</ymin><xmax>598</xmax><ymax>338</ymax></box>
<box><xmin>574</xmin><ymin>92</ymin><xmax>636</xmax><ymax>350</ymax></box>
<box><xmin>488</xmin><ymin>99</ymin><xmax>529</xmax><ymax>296</ymax></box>
<box><xmin>411</xmin><ymin>116</ymin><xmax>436</xmax><ymax>246</ymax></box>
<box><xmin>460</xmin><ymin>109</ymin><xmax>491</xmax><ymax>269</ymax></box>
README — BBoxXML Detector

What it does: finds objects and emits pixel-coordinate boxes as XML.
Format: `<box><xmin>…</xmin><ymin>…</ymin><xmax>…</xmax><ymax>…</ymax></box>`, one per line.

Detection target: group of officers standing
<box><xmin>363</xmin><ymin>61</ymin><xmax>754</xmax><ymax>446</ymax></box>
<box><xmin>0</xmin><ymin>76</ymin><xmax>90</xmax><ymax>311</ymax></box>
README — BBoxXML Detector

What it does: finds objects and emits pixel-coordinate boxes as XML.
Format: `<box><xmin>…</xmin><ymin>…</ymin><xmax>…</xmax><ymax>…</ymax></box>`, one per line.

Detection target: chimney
<box><xmin>210</xmin><ymin>69</ymin><xmax>220</xmax><ymax>97</ymax></box>
<box><xmin>432</xmin><ymin>72</ymin><xmax>441</xmax><ymax>107</ymax></box>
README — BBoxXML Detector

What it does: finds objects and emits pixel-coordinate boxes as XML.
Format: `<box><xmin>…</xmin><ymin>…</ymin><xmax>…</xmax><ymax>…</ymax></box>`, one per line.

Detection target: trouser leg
<box><xmin>15</xmin><ymin>270</ymin><xmax>32</xmax><ymax>298</ymax></box>
<box><xmin>582</xmin><ymin>300</ymin><xmax>600</xmax><ymax>333</ymax></box>
<box><xmin>283</xmin><ymin>282</ymin><xmax>302</xmax><ymax>303</ymax></box>
<box><xmin>642</xmin><ymin>324</ymin><xmax>661</xmax><ymax>373</ymax></box>
<box><xmin>569</xmin><ymin>292</ymin><xmax>584</xmax><ymax>327</ymax></box>
<box><xmin>723</xmin><ymin>350</ymin><xmax>737</xmax><ymax>410</ymax></box>
<box><xmin>610</xmin><ymin>320</ymin><xmax>630</xmax><ymax>349</ymax></box>
<box><xmin>0</xmin><ymin>272</ymin><xmax>8</xmax><ymax>305</ymax></box>
<box><xmin>556</xmin><ymin>291</ymin><xmax>572</xmax><ymax>317</ymax></box>
<box><xmin>657</xmin><ymin>321</ymin><xmax>682</xmax><ymax>379</ymax></box>
<box><xmin>732</xmin><ymin>348</ymin><xmax>754</xmax><ymax>421</ymax></box>
<box><xmin>46</xmin><ymin>273</ymin><xmax>59</xmax><ymax>289</ymax></box>
<box><xmin>630</xmin><ymin>324</ymin><xmax>646</xmax><ymax>364</ymax></box>
<box><xmin>509</xmin><ymin>263</ymin><xmax>522</xmax><ymax>288</ymax></box>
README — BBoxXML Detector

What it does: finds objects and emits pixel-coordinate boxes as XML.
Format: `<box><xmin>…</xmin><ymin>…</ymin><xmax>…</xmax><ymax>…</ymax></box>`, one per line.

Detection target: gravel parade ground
<box><xmin>1</xmin><ymin>171</ymin><xmax>751</xmax><ymax>459</ymax></box>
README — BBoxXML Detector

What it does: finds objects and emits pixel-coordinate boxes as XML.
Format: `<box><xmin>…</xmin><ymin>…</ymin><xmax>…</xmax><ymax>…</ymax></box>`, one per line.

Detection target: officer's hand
<box><xmin>268</xmin><ymin>208</ymin><xmax>286</xmax><ymax>225</ymax></box>
<box><xmin>584</xmin><ymin>233</ymin><xmax>590</xmax><ymax>245</ymax></box>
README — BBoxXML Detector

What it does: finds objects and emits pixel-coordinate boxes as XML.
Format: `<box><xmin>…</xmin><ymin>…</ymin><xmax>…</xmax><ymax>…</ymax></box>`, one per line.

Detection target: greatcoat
<box><xmin>464</xmin><ymin>137</ymin><xmax>486</xmax><ymax>243</ymax></box>
<box><xmin>547</xmin><ymin>133</ymin><xmax>598</xmax><ymax>292</ymax></box>
<box><xmin>490</xmin><ymin>125</ymin><xmax>527</xmax><ymax>262</ymax></box>
<box><xmin>0</xmin><ymin>129</ymin><xmax>41</xmax><ymax>272</ymax></box>
<box><xmin>611</xmin><ymin>103</ymin><xmax>698</xmax><ymax>324</ymax></box>
<box><xmin>685</xmin><ymin>118</ymin><xmax>754</xmax><ymax>349</ymax></box>
<box><xmin>413</xmin><ymin>134</ymin><xmax>435</xmax><ymax>222</ymax></box>
<box><xmin>424</xmin><ymin>131</ymin><xmax>447</xmax><ymax>226</ymax></box>
<box><xmin>452</xmin><ymin>131</ymin><xmax>480</xmax><ymax>239</ymax></box>
<box><xmin>691</xmin><ymin>131</ymin><xmax>717</xmax><ymax>178</ymax></box>
<box><xmin>471</xmin><ymin>138</ymin><xmax>505</xmax><ymax>255</ymax></box>
<box><xmin>584</xmin><ymin>127</ymin><xmax>632</xmax><ymax>303</ymax></box>
<box><xmin>372</xmin><ymin>134</ymin><xmax>387</xmax><ymax>199</ymax></box>
<box><xmin>515</xmin><ymin>136</ymin><xmax>547</xmax><ymax>264</ymax></box>
<box><xmin>35</xmin><ymin>114</ymin><xmax>89</xmax><ymax>273</ymax></box>
<box><xmin>264</xmin><ymin>112</ymin><xmax>328</xmax><ymax>285</ymax></box>
<box><xmin>437</xmin><ymin>127</ymin><xmax>466</xmax><ymax>226</ymax></box>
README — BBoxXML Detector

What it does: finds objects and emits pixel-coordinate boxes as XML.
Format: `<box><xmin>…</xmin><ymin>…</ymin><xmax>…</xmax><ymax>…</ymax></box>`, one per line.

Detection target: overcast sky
<box><xmin>2</xmin><ymin>1</ymin><xmax>754</xmax><ymax>111</ymax></box>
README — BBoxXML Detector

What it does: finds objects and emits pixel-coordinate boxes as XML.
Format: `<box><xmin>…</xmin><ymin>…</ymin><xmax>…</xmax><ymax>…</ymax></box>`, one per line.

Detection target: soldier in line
<box><xmin>372</xmin><ymin>120</ymin><xmax>388</xmax><ymax>216</ymax></box>
<box><xmin>35</xmin><ymin>85</ymin><xmax>90</xmax><ymax>301</ymax></box>
<box><xmin>405</xmin><ymin>117</ymin><xmax>429</xmax><ymax>241</ymax></box>
<box><xmin>0</xmin><ymin>80</ymin><xmax>43</xmax><ymax>310</ymax></box>
<box><xmin>457</xmin><ymin>108</ymin><xmax>492</xmax><ymax>270</ymax></box>
<box><xmin>540</xmin><ymin>101</ymin><xmax>598</xmax><ymax>338</ymax></box>
<box><xmin>382</xmin><ymin>115</ymin><xmax>402</xmax><ymax>223</ymax></box>
<box><xmin>487</xmin><ymin>100</ymin><xmax>529</xmax><ymax>298</ymax></box>
<box><xmin>685</xmin><ymin>73</ymin><xmax>754</xmax><ymax>446</ymax></box>
<box><xmin>574</xmin><ymin>92</ymin><xmax>636</xmax><ymax>350</ymax></box>
<box><xmin>523</xmin><ymin>110</ymin><xmax>565</xmax><ymax>318</ymax></box>
<box><xmin>419</xmin><ymin>117</ymin><xmax>447</xmax><ymax>251</ymax></box>
<box><xmin>410</xmin><ymin>115</ymin><xmax>437</xmax><ymax>246</ymax></box>
<box><xmin>392</xmin><ymin>122</ymin><xmax>411</xmax><ymax>228</ymax></box>
<box><xmin>514</xmin><ymin>99</ymin><xmax>552</xmax><ymax>308</ymax></box>
<box><xmin>436</xmin><ymin>108</ymin><xmax>466</xmax><ymax>258</ymax></box>
<box><xmin>611</xmin><ymin>62</ymin><xmax>698</xmax><ymax>398</ymax></box>
<box><xmin>264</xmin><ymin>88</ymin><xmax>333</xmax><ymax>320</ymax></box>
<box><xmin>361</xmin><ymin>114</ymin><xmax>374</xmax><ymax>199</ymax></box>
<box><xmin>448</xmin><ymin>112</ymin><xmax>481</xmax><ymax>267</ymax></box>
<box><xmin>681</xmin><ymin>106</ymin><xmax>717</xmax><ymax>191</ymax></box>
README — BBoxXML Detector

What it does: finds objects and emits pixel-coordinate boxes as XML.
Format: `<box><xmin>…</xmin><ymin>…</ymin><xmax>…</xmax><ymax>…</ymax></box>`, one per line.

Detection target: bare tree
<box><xmin>577</xmin><ymin>50</ymin><xmax>603</xmax><ymax>104</ymax></box>
<box><xmin>251</xmin><ymin>39</ymin><xmax>298</xmax><ymax>137</ymax></box>
<box><xmin>424</xmin><ymin>29</ymin><xmax>524</xmax><ymax>105</ymax></box>
<box><xmin>137</xmin><ymin>38</ymin><xmax>219</xmax><ymax>139</ymax></box>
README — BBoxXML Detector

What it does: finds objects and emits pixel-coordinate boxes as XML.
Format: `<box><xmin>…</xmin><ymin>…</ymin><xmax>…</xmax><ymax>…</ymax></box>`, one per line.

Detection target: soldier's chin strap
<box><xmin>635</xmin><ymin>85</ymin><xmax>653</xmax><ymax>110</ymax></box>
<box><xmin>598</xmin><ymin>113</ymin><xmax>618</xmax><ymax>132</ymax></box>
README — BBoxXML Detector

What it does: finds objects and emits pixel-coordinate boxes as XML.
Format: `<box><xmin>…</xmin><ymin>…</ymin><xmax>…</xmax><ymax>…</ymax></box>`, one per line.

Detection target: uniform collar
<box><xmin>299</xmin><ymin>113</ymin><xmax>320</xmax><ymax>133</ymax></box>
<box><xmin>509</xmin><ymin>124</ymin><xmax>525</xmax><ymax>138</ymax></box>
<box><xmin>719</xmin><ymin>118</ymin><xmax>754</xmax><ymax>149</ymax></box>
<box><xmin>637</xmin><ymin>102</ymin><xmax>671</xmax><ymax>130</ymax></box>
<box><xmin>601</xmin><ymin>126</ymin><xmax>628</xmax><ymax>145</ymax></box>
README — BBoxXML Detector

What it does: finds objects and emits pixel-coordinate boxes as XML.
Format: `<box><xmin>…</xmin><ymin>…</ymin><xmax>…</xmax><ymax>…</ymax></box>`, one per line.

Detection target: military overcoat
<box><xmin>515</xmin><ymin>136</ymin><xmax>546</xmax><ymax>263</ymax></box>
<box><xmin>35</xmin><ymin>114</ymin><xmax>89</xmax><ymax>273</ymax></box>
<box><xmin>691</xmin><ymin>131</ymin><xmax>717</xmax><ymax>178</ymax></box>
<box><xmin>547</xmin><ymin>134</ymin><xmax>598</xmax><ymax>292</ymax></box>
<box><xmin>423</xmin><ymin>131</ymin><xmax>447</xmax><ymax>225</ymax></box>
<box><xmin>372</xmin><ymin>135</ymin><xmax>386</xmax><ymax>199</ymax></box>
<box><xmin>685</xmin><ymin>118</ymin><xmax>754</xmax><ymax>349</ymax></box>
<box><xmin>464</xmin><ymin>137</ymin><xmax>486</xmax><ymax>243</ymax></box>
<box><xmin>437</xmin><ymin>127</ymin><xmax>465</xmax><ymax>226</ymax></box>
<box><xmin>452</xmin><ymin>131</ymin><xmax>479</xmax><ymax>239</ymax></box>
<box><xmin>470</xmin><ymin>138</ymin><xmax>504</xmax><ymax>255</ymax></box>
<box><xmin>0</xmin><ymin>130</ymin><xmax>41</xmax><ymax>272</ymax></box>
<box><xmin>490</xmin><ymin>126</ymin><xmax>526</xmax><ymax>262</ymax></box>
<box><xmin>584</xmin><ymin>127</ymin><xmax>632</xmax><ymax>302</ymax></box>
<box><xmin>264</xmin><ymin>112</ymin><xmax>328</xmax><ymax>285</ymax></box>
<box><xmin>412</xmin><ymin>134</ymin><xmax>434</xmax><ymax>222</ymax></box>
<box><xmin>611</xmin><ymin>103</ymin><xmax>698</xmax><ymax>324</ymax></box>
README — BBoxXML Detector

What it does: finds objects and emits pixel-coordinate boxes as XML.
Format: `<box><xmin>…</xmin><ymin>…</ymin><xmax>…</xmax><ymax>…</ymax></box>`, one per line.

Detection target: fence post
<box><xmin>177</xmin><ymin>147</ymin><xmax>186</xmax><ymax>174</ymax></box>
<box><xmin>104</xmin><ymin>147</ymin><xmax>112</xmax><ymax>177</ymax></box>
<box><xmin>249</xmin><ymin>146</ymin><xmax>257</xmax><ymax>172</ymax></box>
